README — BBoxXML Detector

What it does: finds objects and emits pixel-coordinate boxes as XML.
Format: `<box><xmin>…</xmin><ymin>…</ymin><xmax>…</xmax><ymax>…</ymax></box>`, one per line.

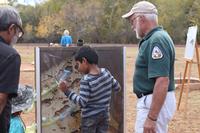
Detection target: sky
<box><xmin>17</xmin><ymin>0</ymin><xmax>45</xmax><ymax>6</ymax></box>
<box><xmin>0</xmin><ymin>0</ymin><xmax>46</xmax><ymax>6</ymax></box>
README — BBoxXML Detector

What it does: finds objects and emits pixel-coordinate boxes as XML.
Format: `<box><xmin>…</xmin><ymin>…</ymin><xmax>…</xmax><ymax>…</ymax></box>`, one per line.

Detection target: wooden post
<box><xmin>177</xmin><ymin>61</ymin><xmax>189</xmax><ymax>110</ymax></box>
<box><xmin>195</xmin><ymin>44</ymin><xmax>200</xmax><ymax>80</ymax></box>
<box><xmin>185</xmin><ymin>61</ymin><xmax>192</xmax><ymax>110</ymax></box>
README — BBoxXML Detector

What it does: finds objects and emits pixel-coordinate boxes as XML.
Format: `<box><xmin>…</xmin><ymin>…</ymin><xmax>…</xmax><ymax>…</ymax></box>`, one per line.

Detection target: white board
<box><xmin>184</xmin><ymin>25</ymin><xmax>198</xmax><ymax>60</ymax></box>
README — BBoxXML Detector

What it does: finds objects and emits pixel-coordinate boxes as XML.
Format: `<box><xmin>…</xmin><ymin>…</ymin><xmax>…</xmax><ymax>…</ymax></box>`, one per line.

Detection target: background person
<box><xmin>9</xmin><ymin>85</ymin><xmax>34</xmax><ymax>133</ymax></box>
<box><xmin>60</xmin><ymin>29</ymin><xmax>73</xmax><ymax>47</ymax></box>
<box><xmin>77</xmin><ymin>39</ymin><xmax>84</xmax><ymax>46</ymax></box>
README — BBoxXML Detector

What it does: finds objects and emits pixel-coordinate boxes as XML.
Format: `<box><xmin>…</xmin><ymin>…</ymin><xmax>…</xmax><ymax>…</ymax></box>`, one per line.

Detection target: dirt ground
<box><xmin>15</xmin><ymin>45</ymin><xmax>35</xmax><ymax>126</ymax></box>
<box><xmin>16</xmin><ymin>45</ymin><xmax>200</xmax><ymax>133</ymax></box>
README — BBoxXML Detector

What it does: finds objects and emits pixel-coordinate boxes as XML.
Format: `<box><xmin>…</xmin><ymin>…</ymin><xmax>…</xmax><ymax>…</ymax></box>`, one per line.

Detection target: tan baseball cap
<box><xmin>122</xmin><ymin>1</ymin><xmax>158</xmax><ymax>19</ymax></box>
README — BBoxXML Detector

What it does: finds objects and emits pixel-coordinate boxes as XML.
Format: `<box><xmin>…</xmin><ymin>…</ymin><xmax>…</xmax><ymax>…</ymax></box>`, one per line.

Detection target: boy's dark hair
<box><xmin>74</xmin><ymin>46</ymin><xmax>98</xmax><ymax>64</ymax></box>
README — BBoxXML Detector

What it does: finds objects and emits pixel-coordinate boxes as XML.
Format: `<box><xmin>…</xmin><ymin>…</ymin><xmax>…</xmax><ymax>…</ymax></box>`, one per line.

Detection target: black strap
<box><xmin>136</xmin><ymin>91</ymin><xmax>153</xmax><ymax>98</ymax></box>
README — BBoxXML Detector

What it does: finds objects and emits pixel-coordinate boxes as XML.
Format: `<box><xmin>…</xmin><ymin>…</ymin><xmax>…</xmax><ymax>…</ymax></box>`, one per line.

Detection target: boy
<box><xmin>59</xmin><ymin>46</ymin><xmax>121</xmax><ymax>133</ymax></box>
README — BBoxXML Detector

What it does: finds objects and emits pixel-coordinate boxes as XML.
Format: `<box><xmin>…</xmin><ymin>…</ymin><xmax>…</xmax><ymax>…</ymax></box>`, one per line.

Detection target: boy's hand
<box><xmin>58</xmin><ymin>81</ymin><xmax>70</xmax><ymax>92</ymax></box>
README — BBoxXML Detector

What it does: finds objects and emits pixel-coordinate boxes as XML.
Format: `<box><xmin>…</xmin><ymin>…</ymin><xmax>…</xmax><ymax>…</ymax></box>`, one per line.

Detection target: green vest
<box><xmin>133</xmin><ymin>26</ymin><xmax>175</xmax><ymax>96</ymax></box>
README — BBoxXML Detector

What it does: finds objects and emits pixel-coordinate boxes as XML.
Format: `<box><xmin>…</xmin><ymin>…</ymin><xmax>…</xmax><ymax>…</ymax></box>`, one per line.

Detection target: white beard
<box><xmin>135</xmin><ymin>20</ymin><xmax>142</xmax><ymax>39</ymax></box>
<box><xmin>11</xmin><ymin>35</ymin><xmax>18</xmax><ymax>46</ymax></box>
<box><xmin>135</xmin><ymin>30</ymin><xmax>141</xmax><ymax>39</ymax></box>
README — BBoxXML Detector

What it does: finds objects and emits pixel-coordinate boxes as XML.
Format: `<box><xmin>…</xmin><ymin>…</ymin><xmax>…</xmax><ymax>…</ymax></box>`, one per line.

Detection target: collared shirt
<box><xmin>133</xmin><ymin>26</ymin><xmax>175</xmax><ymax>96</ymax></box>
<box><xmin>0</xmin><ymin>36</ymin><xmax>21</xmax><ymax>133</ymax></box>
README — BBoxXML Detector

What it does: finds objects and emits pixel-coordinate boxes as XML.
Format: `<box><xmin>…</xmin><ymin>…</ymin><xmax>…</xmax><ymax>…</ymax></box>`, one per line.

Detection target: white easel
<box><xmin>177</xmin><ymin>25</ymin><xmax>199</xmax><ymax>110</ymax></box>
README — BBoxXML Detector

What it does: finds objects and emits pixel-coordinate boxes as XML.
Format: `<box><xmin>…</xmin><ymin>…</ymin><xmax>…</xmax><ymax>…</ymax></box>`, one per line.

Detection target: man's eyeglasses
<box><xmin>0</xmin><ymin>23</ymin><xmax>24</xmax><ymax>38</ymax></box>
<box><xmin>13</xmin><ymin>24</ymin><xmax>24</xmax><ymax>38</ymax></box>
<box><xmin>129</xmin><ymin>15</ymin><xmax>141</xmax><ymax>24</ymax></box>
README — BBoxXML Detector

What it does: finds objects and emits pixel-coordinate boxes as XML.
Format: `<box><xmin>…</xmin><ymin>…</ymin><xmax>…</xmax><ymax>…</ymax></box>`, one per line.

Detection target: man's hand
<box><xmin>58</xmin><ymin>81</ymin><xmax>70</xmax><ymax>92</ymax></box>
<box><xmin>144</xmin><ymin>117</ymin><xmax>156</xmax><ymax>133</ymax></box>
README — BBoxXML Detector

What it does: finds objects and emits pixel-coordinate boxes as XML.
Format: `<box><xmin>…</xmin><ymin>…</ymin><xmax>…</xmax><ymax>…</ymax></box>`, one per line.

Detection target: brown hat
<box><xmin>122</xmin><ymin>1</ymin><xmax>158</xmax><ymax>19</ymax></box>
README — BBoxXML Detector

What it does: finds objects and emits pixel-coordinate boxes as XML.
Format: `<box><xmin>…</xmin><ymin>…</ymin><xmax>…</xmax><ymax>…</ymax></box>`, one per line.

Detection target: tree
<box><xmin>187</xmin><ymin>0</ymin><xmax>200</xmax><ymax>43</ymax></box>
<box><xmin>14</xmin><ymin>0</ymin><xmax>200</xmax><ymax>44</ymax></box>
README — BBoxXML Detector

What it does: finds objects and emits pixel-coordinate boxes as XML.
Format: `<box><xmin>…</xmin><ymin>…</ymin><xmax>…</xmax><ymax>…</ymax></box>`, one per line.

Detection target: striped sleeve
<box><xmin>105</xmin><ymin>68</ymin><xmax>121</xmax><ymax>91</ymax></box>
<box><xmin>112</xmin><ymin>77</ymin><xmax>121</xmax><ymax>91</ymax></box>
<box><xmin>65</xmin><ymin>79</ymin><xmax>90</xmax><ymax>108</ymax></box>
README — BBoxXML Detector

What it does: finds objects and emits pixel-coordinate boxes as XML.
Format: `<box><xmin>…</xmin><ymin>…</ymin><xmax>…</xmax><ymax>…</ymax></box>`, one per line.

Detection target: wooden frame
<box><xmin>35</xmin><ymin>47</ymin><xmax>126</xmax><ymax>133</ymax></box>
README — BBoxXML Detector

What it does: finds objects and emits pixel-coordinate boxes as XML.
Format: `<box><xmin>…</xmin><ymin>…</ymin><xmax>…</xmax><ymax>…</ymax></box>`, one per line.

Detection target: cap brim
<box><xmin>122</xmin><ymin>11</ymin><xmax>134</xmax><ymax>18</ymax></box>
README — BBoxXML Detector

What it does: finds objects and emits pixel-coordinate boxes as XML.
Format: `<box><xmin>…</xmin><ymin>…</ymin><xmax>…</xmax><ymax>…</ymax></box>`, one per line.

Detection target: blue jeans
<box><xmin>81</xmin><ymin>111</ymin><xmax>109</xmax><ymax>133</ymax></box>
